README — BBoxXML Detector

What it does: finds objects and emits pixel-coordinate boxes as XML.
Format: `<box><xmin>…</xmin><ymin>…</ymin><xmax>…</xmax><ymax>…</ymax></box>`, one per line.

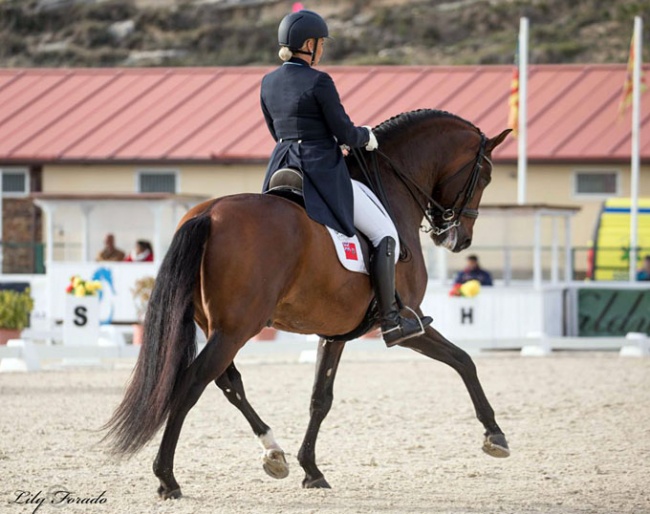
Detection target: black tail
<box><xmin>102</xmin><ymin>213</ymin><xmax>212</xmax><ymax>455</ymax></box>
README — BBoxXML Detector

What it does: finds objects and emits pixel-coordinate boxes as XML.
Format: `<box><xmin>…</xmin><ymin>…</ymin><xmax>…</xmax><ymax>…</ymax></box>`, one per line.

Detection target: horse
<box><xmin>103</xmin><ymin>109</ymin><xmax>512</xmax><ymax>499</ymax></box>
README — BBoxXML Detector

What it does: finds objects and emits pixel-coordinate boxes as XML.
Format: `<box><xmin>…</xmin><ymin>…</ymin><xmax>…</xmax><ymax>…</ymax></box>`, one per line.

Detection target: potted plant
<box><xmin>66</xmin><ymin>275</ymin><xmax>103</xmax><ymax>297</ymax></box>
<box><xmin>0</xmin><ymin>288</ymin><xmax>34</xmax><ymax>345</ymax></box>
<box><xmin>130</xmin><ymin>276</ymin><xmax>155</xmax><ymax>345</ymax></box>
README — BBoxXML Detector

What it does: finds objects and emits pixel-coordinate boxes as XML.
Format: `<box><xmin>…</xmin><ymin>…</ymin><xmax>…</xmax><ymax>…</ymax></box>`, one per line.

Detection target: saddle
<box><xmin>264</xmin><ymin>167</ymin><xmax>380</xmax><ymax>341</ymax></box>
<box><xmin>266</xmin><ymin>167</ymin><xmax>305</xmax><ymax>206</ymax></box>
<box><xmin>265</xmin><ymin>167</ymin><xmax>371</xmax><ymax>271</ymax></box>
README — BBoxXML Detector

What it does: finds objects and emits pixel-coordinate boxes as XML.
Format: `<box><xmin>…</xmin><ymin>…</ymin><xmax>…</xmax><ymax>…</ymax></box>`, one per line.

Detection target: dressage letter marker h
<box><xmin>460</xmin><ymin>307</ymin><xmax>474</xmax><ymax>325</ymax></box>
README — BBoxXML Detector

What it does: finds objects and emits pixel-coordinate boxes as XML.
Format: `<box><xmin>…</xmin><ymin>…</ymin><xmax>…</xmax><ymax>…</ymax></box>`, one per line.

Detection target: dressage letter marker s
<box><xmin>64</xmin><ymin>295</ymin><xmax>100</xmax><ymax>346</ymax></box>
<box><xmin>74</xmin><ymin>306</ymin><xmax>88</xmax><ymax>326</ymax></box>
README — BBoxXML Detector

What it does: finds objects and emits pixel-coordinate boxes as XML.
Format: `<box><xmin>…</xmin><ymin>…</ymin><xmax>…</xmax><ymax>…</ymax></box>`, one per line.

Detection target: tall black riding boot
<box><xmin>370</xmin><ymin>236</ymin><xmax>432</xmax><ymax>347</ymax></box>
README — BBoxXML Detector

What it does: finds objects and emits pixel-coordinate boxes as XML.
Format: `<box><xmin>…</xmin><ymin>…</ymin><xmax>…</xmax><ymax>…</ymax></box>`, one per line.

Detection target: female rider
<box><xmin>260</xmin><ymin>10</ymin><xmax>431</xmax><ymax>347</ymax></box>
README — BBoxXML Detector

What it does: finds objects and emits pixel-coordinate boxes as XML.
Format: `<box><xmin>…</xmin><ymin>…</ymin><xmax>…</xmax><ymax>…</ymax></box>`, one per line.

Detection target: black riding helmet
<box><xmin>278</xmin><ymin>10</ymin><xmax>329</xmax><ymax>65</ymax></box>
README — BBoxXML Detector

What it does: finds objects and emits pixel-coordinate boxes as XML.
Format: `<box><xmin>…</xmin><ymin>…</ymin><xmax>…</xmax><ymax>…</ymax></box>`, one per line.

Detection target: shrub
<box><xmin>0</xmin><ymin>289</ymin><xmax>34</xmax><ymax>331</ymax></box>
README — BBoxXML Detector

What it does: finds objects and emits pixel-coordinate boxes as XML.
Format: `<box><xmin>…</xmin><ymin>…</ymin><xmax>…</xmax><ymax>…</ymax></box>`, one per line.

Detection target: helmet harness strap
<box><xmin>292</xmin><ymin>38</ymin><xmax>318</xmax><ymax>65</ymax></box>
<box><xmin>310</xmin><ymin>37</ymin><xmax>318</xmax><ymax>66</ymax></box>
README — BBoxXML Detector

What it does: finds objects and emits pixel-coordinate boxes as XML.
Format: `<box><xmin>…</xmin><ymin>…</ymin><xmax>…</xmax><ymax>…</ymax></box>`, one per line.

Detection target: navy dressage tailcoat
<box><xmin>260</xmin><ymin>58</ymin><xmax>370</xmax><ymax>236</ymax></box>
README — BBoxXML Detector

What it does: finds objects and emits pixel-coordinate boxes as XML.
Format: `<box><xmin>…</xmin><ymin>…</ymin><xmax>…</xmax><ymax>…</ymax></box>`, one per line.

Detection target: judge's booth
<box><xmin>22</xmin><ymin>193</ymin><xmax>207</xmax><ymax>328</ymax></box>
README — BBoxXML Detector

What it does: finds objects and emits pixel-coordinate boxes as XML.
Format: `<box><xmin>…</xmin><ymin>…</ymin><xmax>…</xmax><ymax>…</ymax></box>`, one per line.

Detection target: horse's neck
<box><xmin>376</xmin><ymin>143</ymin><xmax>437</xmax><ymax>237</ymax></box>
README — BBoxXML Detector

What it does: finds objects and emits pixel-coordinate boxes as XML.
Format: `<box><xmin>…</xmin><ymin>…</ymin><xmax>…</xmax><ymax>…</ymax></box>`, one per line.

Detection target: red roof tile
<box><xmin>0</xmin><ymin>64</ymin><xmax>648</xmax><ymax>164</ymax></box>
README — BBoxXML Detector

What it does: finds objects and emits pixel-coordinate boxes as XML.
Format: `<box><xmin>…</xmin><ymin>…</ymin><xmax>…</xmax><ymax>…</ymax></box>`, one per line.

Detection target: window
<box><xmin>137</xmin><ymin>171</ymin><xmax>178</xmax><ymax>193</ymax></box>
<box><xmin>574</xmin><ymin>171</ymin><xmax>619</xmax><ymax>197</ymax></box>
<box><xmin>0</xmin><ymin>168</ymin><xmax>29</xmax><ymax>196</ymax></box>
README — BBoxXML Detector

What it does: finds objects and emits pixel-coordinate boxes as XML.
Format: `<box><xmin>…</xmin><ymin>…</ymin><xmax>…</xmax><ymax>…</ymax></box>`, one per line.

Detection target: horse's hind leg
<box><xmin>400</xmin><ymin>326</ymin><xmax>510</xmax><ymax>458</ymax></box>
<box><xmin>153</xmin><ymin>332</ymin><xmax>239</xmax><ymax>499</ymax></box>
<box><xmin>297</xmin><ymin>338</ymin><xmax>346</xmax><ymax>489</ymax></box>
<box><xmin>215</xmin><ymin>363</ymin><xmax>289</xmax><ymax>479</ymax></box>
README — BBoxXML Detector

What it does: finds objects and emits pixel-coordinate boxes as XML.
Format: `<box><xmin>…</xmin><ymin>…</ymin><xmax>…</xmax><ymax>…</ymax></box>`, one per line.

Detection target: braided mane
<box><xmin>373</xmin><ymin>109</ymin><xmax>479</xmax><ymax>139</ymax></box>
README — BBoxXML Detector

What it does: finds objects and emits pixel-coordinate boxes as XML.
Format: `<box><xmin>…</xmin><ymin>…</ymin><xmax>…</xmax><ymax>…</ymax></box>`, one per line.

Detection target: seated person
<box><xmin>454</xmin><ymin>254</ymin><xmax>493</xmax><ymax>286</ymax></box>
<box><xmin>637</xmin><ymin>255</ymin><xmax>650</xmax><ymax>281</ymax></box>
<box><xmin>96</xmin><ymin>233</ymin><xmax>125</xmax><ymax>262</ymax></box>
<box><xmin>124</xmin><ymin>240</ymin><xmax>154</xmax><ymax>263</ymax></box>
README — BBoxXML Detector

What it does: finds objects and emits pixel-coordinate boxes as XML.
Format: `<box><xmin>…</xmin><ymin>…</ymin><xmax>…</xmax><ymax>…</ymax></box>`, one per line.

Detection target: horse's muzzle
<box><xmin>456</xmin><ymin>237</ymin><xmax>472</xmax><ymax>252</ymax></box>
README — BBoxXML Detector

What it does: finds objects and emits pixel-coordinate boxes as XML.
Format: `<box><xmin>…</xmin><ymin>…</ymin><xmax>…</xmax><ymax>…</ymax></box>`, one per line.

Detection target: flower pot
<box><xmin>0</xmin><ymin>328</ymin><xmax>21</xmax><ymax>345</ymax></box>
<box><xmin>132</xmin><ymin>323</ymin><xmax>144</xmax><ymax>346</ymax></box>
<box><xmin>361</xmin><ymin>328</ymin><xmax>381</xmax><ymax>339</ymax></box>
<box><xmin>253</xmin><ymin>327</ymin><xmax>277</xmax><ymax>341</ymax></box>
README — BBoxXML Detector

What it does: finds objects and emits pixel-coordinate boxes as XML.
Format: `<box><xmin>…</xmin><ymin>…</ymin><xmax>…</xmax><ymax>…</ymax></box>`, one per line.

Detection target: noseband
<box><xmin>423</xmin><ymin>132</ymin><xmax>488</xmax><ymax>235</ymax></box>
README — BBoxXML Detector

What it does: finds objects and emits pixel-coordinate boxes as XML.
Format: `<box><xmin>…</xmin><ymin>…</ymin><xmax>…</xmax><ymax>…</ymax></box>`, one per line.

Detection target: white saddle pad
<box><xmin>326</xmin><ymin>227</ymin><xmax>368</xmax><ymax>274</ymax></box>
<box><xmin>325</xmin><ymin>182</ymin><xmax>399</xmax><ymax>275</ymax></box>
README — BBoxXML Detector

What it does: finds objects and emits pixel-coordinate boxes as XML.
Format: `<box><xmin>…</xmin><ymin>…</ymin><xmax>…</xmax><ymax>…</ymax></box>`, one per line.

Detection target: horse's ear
<box><xmin>486</xmin><ymin>129</ymin><xmax>512</xmax><ymax>152</ymax></box>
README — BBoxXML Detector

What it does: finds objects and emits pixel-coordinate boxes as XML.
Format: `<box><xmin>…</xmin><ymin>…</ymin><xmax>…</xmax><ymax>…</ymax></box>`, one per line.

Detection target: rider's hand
<box><xmin>364</xmin><ymin>126</ymin><xmax>378</xmax><ymax>151</ymax></box>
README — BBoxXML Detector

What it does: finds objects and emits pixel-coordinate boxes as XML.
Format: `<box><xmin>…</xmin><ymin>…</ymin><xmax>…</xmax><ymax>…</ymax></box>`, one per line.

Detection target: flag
<box><xmin>507</xmin><ymin>66</ymin><xmax>519</xmax><ymax>136</ymax></box>
<box><xmin>618</xmin><ymin>27</ymin><xmax>646</xmax><ymax>117</ymax></box>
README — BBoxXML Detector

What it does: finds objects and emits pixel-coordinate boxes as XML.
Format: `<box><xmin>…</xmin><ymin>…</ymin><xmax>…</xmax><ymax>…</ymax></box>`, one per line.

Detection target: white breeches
<box><xmin>351</xmin><ymin>179</ymin><xmax>399</xmax><ymax>255</ymax></box>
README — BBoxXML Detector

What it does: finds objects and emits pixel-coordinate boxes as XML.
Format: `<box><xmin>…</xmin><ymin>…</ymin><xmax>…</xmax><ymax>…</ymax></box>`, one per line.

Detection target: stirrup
<box><xmin>381</xmin><ymin>307</ymin><xmax>431</xmax><ymax>348</ymax></box>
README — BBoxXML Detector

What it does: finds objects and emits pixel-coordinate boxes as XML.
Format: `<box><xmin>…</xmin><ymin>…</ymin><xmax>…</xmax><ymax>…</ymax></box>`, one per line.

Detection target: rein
<box><xmin>352</xmin><ymin>132</ymin><xmax>488</xmax><ymax>236</ymax></box>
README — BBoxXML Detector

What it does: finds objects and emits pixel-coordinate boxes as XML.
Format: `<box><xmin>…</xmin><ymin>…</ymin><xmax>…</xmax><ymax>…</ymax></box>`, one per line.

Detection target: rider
<box><xmin>260</xmin><ymin>9</ymin><xmax>432</xmax><ymax>347</ymax></box>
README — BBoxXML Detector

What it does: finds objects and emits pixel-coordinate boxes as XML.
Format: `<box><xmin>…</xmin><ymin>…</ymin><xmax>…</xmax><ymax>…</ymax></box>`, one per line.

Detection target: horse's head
<box><xmin>427</xmin><ymin>127</ymin><xmax>511</xmax><ymax>252</ymax></box>
<box><xmin>353</xmin><ymin>110</ymin><xmax>512</xmax><ymax>253</ymax></box>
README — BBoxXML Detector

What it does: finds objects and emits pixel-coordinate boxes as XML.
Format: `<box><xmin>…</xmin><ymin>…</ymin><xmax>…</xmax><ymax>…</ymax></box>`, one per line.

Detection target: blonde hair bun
<box><xmin>278</xmin><ymin>46</ymin><xmax>293</xmax><ymax>61</ymax></box>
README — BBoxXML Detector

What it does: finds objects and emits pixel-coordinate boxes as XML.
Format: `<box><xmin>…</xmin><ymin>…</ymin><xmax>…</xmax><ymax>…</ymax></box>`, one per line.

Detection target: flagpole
<box><xmin>629</xmin><ymin>16</ymin><xmax>642</xmax><ymax>281</ymax></box>
<box><xmin>517</xmin><ymin>17</ymin><xmax>529</xmax><ymax>205</ymax></box>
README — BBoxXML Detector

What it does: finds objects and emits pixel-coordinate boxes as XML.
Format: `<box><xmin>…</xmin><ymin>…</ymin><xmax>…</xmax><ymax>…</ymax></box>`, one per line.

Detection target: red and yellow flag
<box><xmin>618</xmin><ymin>29</ymin><xmax>647</xmax><ymax>117</ymax></box>
<box><xmin>507</xmin><ymin>67</ymin><xmax>519</xmax><ymax>136</ymax></box>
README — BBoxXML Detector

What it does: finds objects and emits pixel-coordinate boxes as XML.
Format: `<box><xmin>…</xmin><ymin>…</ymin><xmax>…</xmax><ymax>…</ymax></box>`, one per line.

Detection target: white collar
<box><xmin>129</xmin><ymin>249</ymin><xmax>151</xmax><ymax>261</ymax></box>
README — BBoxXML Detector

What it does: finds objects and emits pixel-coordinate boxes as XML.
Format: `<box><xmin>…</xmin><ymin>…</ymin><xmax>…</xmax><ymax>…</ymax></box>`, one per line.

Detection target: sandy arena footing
<box><xmin>1</xmin><ymin>349</ymin><xmax>649</xmax><ymax>514</ymax></box>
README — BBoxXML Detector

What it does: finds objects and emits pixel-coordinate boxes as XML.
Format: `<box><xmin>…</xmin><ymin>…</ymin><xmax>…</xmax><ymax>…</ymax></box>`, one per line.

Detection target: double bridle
<box><xmin>353</xmin><ymin>132</ymin><xmax>489</xmax><ymax>236</ymax></box>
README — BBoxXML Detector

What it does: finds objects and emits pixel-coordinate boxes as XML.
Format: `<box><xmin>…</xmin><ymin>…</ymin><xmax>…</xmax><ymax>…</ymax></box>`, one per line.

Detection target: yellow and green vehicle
<box><xmin>587</xmin><ymin>198</ymin><xmax>650</xmax><ymax>281</ymax></box>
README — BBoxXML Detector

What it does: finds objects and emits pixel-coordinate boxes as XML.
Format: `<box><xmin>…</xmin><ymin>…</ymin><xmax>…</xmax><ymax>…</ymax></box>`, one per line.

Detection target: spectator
<box><xmin>96</xmin><ymin>233</ymin><xmax>125</xmax><ymax>262</ymax></box>
<box><xmin>124</xmin><ymin>240</ymin><xmax>154</xmax><ymax>263</ymax></box>
<box><xmin>454</xmin><ymin>254</ymin><xmax>493</xmax><ymax>286</ymax></box>
<box><xmin>637</xmin><ymin>255</ymin><xmax>650</xmax><ymax>281</ymax></box>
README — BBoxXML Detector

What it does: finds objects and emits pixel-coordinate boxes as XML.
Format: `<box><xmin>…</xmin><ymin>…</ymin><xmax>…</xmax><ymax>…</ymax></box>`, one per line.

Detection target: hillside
<box><xmin>0</xmin><ymin>0</ymin><xmax>647</xmax><ymax>68</ymax></box>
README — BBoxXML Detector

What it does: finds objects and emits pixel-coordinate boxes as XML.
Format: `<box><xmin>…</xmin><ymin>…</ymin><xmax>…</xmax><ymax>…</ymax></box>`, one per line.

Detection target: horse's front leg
<box><xmin>399</xmin><ymin>325</ymin><xmax>510</xmax><ymax>458</ymax></box>
<box><xmin>215</xmin><ymin>363</ymin><xmax>289</xmax><ymax>479</ymax></box>
<box><xmin>297</xmin><ymin>338</ymin><xmax>346</xmax><ymax>489</ymax></box>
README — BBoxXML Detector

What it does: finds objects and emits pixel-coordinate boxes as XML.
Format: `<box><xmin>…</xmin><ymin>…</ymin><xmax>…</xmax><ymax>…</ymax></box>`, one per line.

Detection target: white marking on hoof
<box><xmin>258</xmin><ymin>429</ymin><xmax>282</xmax><ymax>451</ymax></box>
<box><xmin>258</xmin><ymin>430</ymin><xmax>289</xmax><ymax>479</ymax></box>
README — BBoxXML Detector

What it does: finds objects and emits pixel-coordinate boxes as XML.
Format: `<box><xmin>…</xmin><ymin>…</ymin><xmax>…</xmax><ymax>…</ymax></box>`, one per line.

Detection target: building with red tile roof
<box><xmin>1</xmin><ymin>64</ymin><xmax>649</xmax><ymax>164</ymax></box>
<box><xmin>0</xmin><ymin>64</ymin><xmax>648</xmax><ymax>275</ymax></box>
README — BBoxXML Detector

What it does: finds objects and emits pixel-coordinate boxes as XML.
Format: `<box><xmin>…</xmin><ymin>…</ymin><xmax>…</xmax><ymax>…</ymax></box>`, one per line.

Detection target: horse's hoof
<box><xmin>482</xmin><ymin>433</ymin><xmax>510</xmax><ymax>458</ymax></box>
<box><xmin>302</xmin><ymin>475</ymin><xmax>331</xmax><ymax>489</ymax></box>
<box><xmin>157</xmin><ymin>486</ymin><xmax>182</xmax><ymax>500</ymax></box>
<box><xmin>262</xmin><ymin>449</ymin><xmax>289</xmax><ymax>479</ymax></box>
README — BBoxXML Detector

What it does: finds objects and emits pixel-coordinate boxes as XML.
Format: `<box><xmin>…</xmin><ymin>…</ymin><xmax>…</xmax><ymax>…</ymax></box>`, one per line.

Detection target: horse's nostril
<box><xmin>460</xmin><ymin>238</ymin><xmax>472</xmax><ymax>251</ymax></box>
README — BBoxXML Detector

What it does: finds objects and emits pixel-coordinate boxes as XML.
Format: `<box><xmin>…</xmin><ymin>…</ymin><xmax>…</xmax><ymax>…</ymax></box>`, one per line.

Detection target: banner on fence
<box><xmin>578</xmin><ymin>288</ymin><xmax>650</xmax><ymax>336</ymax></box>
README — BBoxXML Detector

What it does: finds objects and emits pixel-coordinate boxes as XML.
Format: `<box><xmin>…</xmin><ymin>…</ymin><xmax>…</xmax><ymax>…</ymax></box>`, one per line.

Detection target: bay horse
<box><xmin>103</xmin><ymin>109</ymin><xmax>511</xmax><ymax>499</ymax></box>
